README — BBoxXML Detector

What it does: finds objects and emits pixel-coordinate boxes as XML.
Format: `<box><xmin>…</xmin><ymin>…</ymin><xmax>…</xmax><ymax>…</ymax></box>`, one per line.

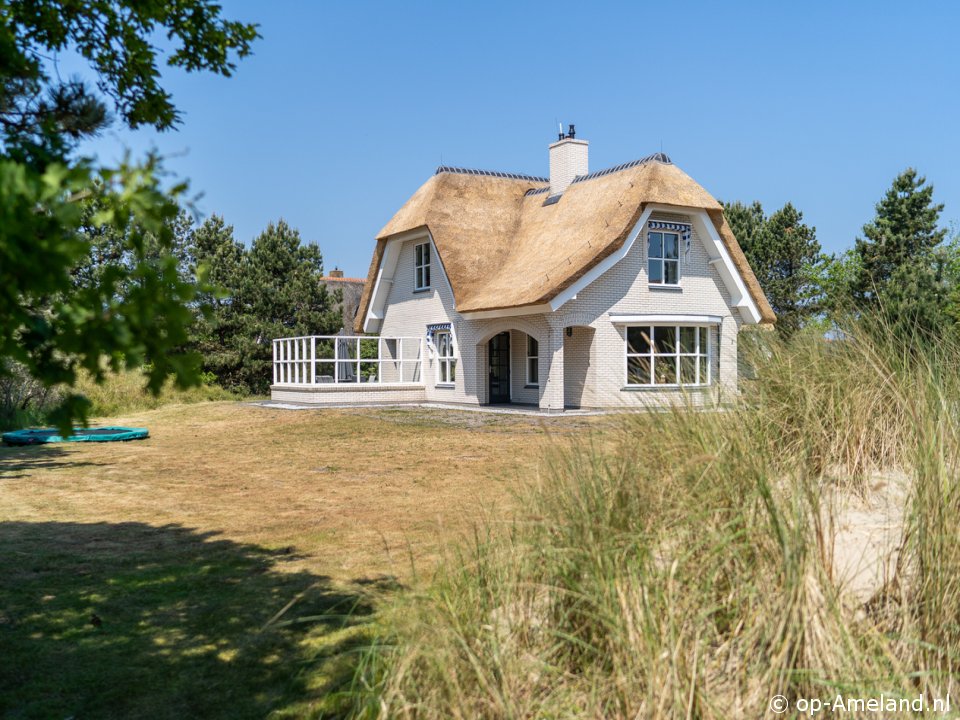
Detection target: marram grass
<box><xmin>347</xmin><ymin>324</ymin><xmax>960</xmax><ymax>719</ymax></box>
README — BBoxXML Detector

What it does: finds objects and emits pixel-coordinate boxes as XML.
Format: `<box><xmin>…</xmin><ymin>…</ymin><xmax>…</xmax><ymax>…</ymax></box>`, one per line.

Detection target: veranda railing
<box><xmin>272</xmin><ymin>335</ymin><xmax>422</xmax><ymax>386</ymax></box>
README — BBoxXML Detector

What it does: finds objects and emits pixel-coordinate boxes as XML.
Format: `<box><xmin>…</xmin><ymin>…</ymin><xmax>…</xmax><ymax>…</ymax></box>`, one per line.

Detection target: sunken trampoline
<box><xmin>2</xmin><ymin>427</ymin><xmax>149</xmax><ymax>446</ymax></box>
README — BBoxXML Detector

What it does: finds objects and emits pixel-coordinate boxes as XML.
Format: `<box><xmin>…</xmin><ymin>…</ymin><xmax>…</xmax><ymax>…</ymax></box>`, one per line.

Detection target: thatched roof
<box><xmin>356</xmin><ymin>155</ymin><xmax>775</xmax><ymax>332</ymax></box>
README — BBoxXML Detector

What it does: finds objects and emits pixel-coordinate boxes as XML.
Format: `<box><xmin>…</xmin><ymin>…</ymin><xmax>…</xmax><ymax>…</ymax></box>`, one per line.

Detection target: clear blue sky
<box><xmin>69</xmin><ymin>0</ymin><xmax>960</xmax><ymax>277</ymax></box>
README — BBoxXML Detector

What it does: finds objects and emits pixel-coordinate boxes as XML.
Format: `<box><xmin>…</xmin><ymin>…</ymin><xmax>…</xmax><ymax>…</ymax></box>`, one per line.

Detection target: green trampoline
<box><xmin>2</xmin><ymin>427</ymin><xmax>149</xmax><ymax>446</ymax></box>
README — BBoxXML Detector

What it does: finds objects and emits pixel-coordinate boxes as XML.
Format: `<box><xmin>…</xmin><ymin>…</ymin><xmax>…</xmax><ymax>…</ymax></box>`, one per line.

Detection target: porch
<box><xmin>474</xmin><ymin>323</ymin><xmax>594</xmax><ymax>412</ymax></box>
<box><xmin>270</xmin><ymin>335</ymin><xmax>427</xmax><ymax>405</ymax></box>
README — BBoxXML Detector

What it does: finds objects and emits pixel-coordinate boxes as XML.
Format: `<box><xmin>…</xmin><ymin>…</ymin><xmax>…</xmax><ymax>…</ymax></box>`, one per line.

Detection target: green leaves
<box><xmin>724</xmin><ymin>200</ymin><xmax>825</xmax><ymax>337</ymax></box>
<box><xmin>190</xmin><ymin>218</ymin><xmax>342</xmax><ymax>395</ymax></box>
<box><xmin>852</xmin><ymin>169</ymin><xmax>954</xmax><ymax>340</ymax></box>
<box><xmin>1</xmin><ymin>0</ymin><xmax>257</xmax><ymax>431</ymax></box>
<box><xmin>0</xmin><ymin>153</ymin><xmax>209</xmax><ymax>432</ymax></box>
<box><xmin>2</xmin><ymin>0</ymin><xmax>259</xmax><ymax>149</ymax></box>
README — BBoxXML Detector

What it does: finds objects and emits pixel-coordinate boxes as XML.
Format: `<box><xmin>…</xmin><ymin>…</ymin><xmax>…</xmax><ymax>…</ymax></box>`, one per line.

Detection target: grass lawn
<box><xmin>0</xmin><ymin>401</ymin><xmax>598</xmax><ymax>719</ymax></box>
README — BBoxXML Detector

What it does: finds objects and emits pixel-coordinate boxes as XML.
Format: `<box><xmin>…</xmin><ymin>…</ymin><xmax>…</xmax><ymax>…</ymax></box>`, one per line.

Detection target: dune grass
<box><xmin>73</xmin><ymin>369</ymin><xmax>238</xmax><ymax>418</ymax></box>
<box><xmin>0</xmin><ymin>367</ymin><xmax>237</xmax><ymax>432</ymax></box>
<box><xmin>348</xmin><ymin>326</ymin><xmax>960</xmax><ymax>718</ymax></box>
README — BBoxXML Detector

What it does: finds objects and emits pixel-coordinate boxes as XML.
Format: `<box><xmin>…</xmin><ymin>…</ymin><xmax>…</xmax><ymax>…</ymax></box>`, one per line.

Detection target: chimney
<box><xmin>549</xmin><ymin>124</ymin><xmax>588</xmax><ymax>196</ymax></box>
<box><xmin>329</xmin><ymin>268</ymin><xmax>344</xmax><ymax>278</ymax></box>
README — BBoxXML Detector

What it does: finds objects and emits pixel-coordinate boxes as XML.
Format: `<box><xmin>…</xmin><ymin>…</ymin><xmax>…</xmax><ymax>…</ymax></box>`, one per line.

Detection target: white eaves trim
<box><xmin>459</xmin><ymin>303</ymin><xmax>552</xmax><ymax>320</ymax></box>
<box><xmin>609</xmin><ymin>313</ymin><xmax>723</xmax><ymax>326</ymax></box>
<box><xmin>547</xmin><ymin>206</ymin><xmax>654</xmax><ymax>312</ymax></box>
<box><xmin>363</xmin><ymin>228</ymin><xmax>437</xmax><ymax>333</ymax></box>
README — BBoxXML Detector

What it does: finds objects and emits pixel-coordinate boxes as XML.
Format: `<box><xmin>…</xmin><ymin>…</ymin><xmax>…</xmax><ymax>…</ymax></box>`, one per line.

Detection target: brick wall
<box><xmin>270</xmin><ymin>384</ymin><xmax>426</xmax><ymax>405</ymax></box>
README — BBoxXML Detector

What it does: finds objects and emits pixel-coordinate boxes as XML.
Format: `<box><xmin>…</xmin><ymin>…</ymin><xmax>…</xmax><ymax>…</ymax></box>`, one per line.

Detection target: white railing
<box><xmin>272</xmin><ymin>335</ymin><xmax>423</xmax><ymax>386</ymax></box>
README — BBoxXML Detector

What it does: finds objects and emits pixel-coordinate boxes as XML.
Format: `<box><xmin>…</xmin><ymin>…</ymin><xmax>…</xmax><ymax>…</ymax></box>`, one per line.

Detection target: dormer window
<box><xmin>648</xmin><ymin>231</ymin><xmax>679</xmax><ymax>285</ymax></box>
<box><xmin>414</xmin><ymin>242</ymin><xmax>431</xmax><ymax>291</ymax></box>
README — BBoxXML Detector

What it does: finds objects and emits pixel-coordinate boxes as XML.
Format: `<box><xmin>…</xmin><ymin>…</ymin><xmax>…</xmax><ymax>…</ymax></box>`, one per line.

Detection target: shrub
<box><xmin>0</xmin><ymin>361</ymin><xmax>61</xmax><ymax>431</ymax></box>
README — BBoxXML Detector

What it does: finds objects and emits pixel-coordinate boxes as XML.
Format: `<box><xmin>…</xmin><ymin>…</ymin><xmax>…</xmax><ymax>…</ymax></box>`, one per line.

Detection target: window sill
<box><xmin>621</xmin><ymin>384</ymin><xmax>712</xmax><ymax>392</ymax></box>
<box><xmin>524</xmin><ymin>384</ymin><xmax>540</xmax><ymax>389</ymax></box>
<box><xmin>435</xmin><ymin>383</ymin><xmax>455</xmax><ymax>388</ymax></box>
<box><xmin>649</xmin><ymin>284</ymin><xmax>683</xmax><ymax>292</ymax></box>
<box><xmin>413</xmin><ymin>287</ymin><xmax>432</xmax><ymax>294</ymax></box>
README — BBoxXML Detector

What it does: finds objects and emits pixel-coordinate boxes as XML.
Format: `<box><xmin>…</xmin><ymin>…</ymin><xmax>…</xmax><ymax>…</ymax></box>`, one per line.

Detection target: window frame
<box><xmin>525</xmin><ymin>335</ymin><xmax>539</xmax><ymax>387</ymax></box>
<box><xmin>623</xmin><ymin>325</ymin><xmax>712</xmax><ymax>388</ymax></box>
<box><xmin>435</xmin><ymin>329</ymin><xmax>456</xmax><ymax>386</ymax></box>
<box><xmin>414</xmin><ymin>241</ymin><xmax>431</xmax><ymax>291</ymax></box>
<box><xmin>647</xmin><ymin>229</ymin><xmax>681</xmax><ymax>286</ymax></box>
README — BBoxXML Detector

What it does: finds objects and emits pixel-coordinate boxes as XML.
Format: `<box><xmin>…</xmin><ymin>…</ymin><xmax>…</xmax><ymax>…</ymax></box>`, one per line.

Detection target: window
<box><xmin>526</xmin><ymin>335</ymin><xmax>539</xmax><ymax>386</ymax></box>
<box><xmin>414</xmin><ymin>242</ymin><xmax>431</xmax><ymax>290</ymax></box>
<box><xmin>625</xmin><ymin>325</ymin><xmax>710</xmax><ymax>387</ymax></box>
<box><xmin>648</xmin><ymin>231</ymin><xmax>680</xmax><ymax>285</ymax></box>
<box><xmin>436</xmin><ymin>330</ymin><xmax>456</xmax><ymax>385</ymax></box>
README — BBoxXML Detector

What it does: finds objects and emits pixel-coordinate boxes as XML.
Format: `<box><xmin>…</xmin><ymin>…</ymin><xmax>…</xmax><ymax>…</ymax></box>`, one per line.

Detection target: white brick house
<box><xmin>271</xmin><ymin>129</ymin><xmax>774</xmax><ymax>410</ymax></box>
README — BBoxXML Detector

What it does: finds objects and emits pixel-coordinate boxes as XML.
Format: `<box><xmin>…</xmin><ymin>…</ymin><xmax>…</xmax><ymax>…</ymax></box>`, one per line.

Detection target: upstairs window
<box><xmin>648</xmin><ymin>231</ymin><xmax>679</xmax><ymax>285</ymax></box>
<box><xmin>526</xmin><ymin>336</ymin><xmax>539</xmax><ymax>386</ymax></box>
<box><xmin>414</xmin><ymin>242</ymin><xmax>431</xmax><ymax>291</ymax></box>
<box><xmin>436</xmin><ymin>330</ymin><xmax>456</xmax><ymax>385</ymax></box>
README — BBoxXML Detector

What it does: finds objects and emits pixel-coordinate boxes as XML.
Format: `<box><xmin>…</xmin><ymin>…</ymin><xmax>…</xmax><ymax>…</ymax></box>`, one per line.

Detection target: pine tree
<box><xmin>224</xmin><ymin>220</ymin><xmax>343</xmax><ymax>393</ymax></box>
<box><xmin>854</xmin><ymin>169</ymin><xmax>946</xmax><ymax>304</ymax></box>
<box><xmin>190</xmin><ymin>216</ymin><xmax>246</xmax><ymax>388</ymax></box>
<box><xmin>723</xmin><ymin>201</ymin><xmax>766</xmax><ymax>259</ymax></box>
<box><xmin>853</xmin><ymin>169</ymin><xmax>950</xmax><ymax>339</ymax></box>
<box><xmin>724</xmin><ymin>201</ymin><xmax>823</xmax><ymax>336</ymax></box>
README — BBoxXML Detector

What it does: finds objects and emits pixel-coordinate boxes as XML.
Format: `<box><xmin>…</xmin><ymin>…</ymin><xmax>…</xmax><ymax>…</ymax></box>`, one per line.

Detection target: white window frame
<box><xmin>435</xmin><ymin>329</ymin><xmax>456</xmax><ymax>386</ymax></box>
<box><xmin>525</xmin><ymin>335</ymin><xmax>539</xmax><ymax>387</ymax></box>
<box><xmin>647</xmin><ymin>229</ymin><xmax>681</xmax><ymax>285</ymax></box>
<box><xmin>414</xmin><ymin>242</ymin><xmax>431</xmax><ymax>291</ymax></box>
<box><xmin>624</xmin><ymin>325</ymin><xmax>712</xmax><ymax>388</ymax></box>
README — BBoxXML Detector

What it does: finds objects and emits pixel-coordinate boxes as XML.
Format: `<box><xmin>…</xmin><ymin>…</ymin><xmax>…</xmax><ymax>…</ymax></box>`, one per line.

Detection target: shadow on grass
<box><xmin>0</xmin><ymin>521</ymin><xmax>392</xmax><ymax>719</ymax></box>
<box><xmin>0</xmin><ymin>445</ymin><xmax>106</xmax><ymax>479</ymax></box>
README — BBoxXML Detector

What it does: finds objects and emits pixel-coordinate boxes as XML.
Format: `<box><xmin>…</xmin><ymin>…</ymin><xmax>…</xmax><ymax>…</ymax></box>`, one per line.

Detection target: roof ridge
<box><xmin>522</xmin><ymin>152</ymin><xmax>673</xmax><ymax>197</ymax></box>
<box><xmin>570</xmin><ymin>152</ymin><xmax>672</xmax><ymax>184</ymax></box>
<box><xmin>435</xmin><ymin>165</ymin><xmax>549</xmax><ymax>183</ymax></box>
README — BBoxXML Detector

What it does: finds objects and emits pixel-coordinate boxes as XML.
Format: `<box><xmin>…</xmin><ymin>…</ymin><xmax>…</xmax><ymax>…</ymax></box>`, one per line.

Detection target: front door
<box><xmin>488</xmin><ymin>332</ymin><xmax>511</xmax><ymax>403</ymax></box>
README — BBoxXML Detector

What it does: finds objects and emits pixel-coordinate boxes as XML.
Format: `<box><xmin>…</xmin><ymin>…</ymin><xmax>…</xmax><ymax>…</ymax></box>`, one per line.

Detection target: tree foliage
<box><xmin>1</xmin><ymin>0</ymin><xmax>258</xmax><ymax>163</ymax></box>
<box><xmin>191</xmin><ymin>218</ymin><xmax>342</xmax><ymax>395</ymax></box>
<box><xmin>0</xmin><ymin>0</ymin><xmax>258</xmax><ymax>430</ymax></box>
<box><xmin>852</xmin><ymin>169</ymin><xmax>953</xmax><ymax>339</ymax></box>
<box><xmin>853</xmin><ymin>169</ymin><xmax>946</xmax><ymax>303</ymax></box>
<box><xmin>724</xmin><ymin>200</ymin><xmax>824</xmax><ymax>336</ymax></box>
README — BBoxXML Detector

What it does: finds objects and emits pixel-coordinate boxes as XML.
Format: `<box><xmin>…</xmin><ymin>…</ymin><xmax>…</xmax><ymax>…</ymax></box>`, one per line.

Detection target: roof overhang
<box><xmin>362</xmin><ymin>205</ymin><xmax>765</xmax><ymax>328</ymax></box>
<box><xmin>458</xmin><ymin>303</ymin><xmax>552</xmax><ymax>320</ymax></box>
<box><xmin>609</xmin><ymin>313</ymin><xmax>724</xmax><ymax>325</ymax></box>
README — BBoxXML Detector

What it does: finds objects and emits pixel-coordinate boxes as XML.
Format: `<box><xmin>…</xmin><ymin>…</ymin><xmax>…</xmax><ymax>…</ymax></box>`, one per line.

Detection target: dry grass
<box><xmin>1</xmin><ymin>402</ymin><xmax>597</xmax><ymax>580</ymax></box>
<box><xmin>0</xmin><ymin>401</ymin><xmax>599</xmax><ymax>718</ymax></box>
